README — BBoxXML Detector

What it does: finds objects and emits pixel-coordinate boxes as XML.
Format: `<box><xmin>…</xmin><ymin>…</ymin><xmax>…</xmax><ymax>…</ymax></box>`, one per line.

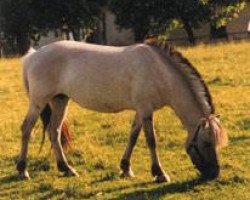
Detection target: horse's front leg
<box><xmin>142</xmin><ymin>115</ymin><xmax>171</xmax><ymax>183</ymax></box>
<box><xmin>120</xmin><ymin>114</ymin><xmax>142</xmax><ymax>178</ymax></box>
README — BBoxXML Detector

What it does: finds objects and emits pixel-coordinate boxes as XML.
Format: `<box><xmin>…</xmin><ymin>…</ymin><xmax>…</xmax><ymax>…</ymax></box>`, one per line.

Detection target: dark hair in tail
<box><xmin>39</xmin><ymin>104</ymin><xmax>71</xmax><ymax>152</ymax></box>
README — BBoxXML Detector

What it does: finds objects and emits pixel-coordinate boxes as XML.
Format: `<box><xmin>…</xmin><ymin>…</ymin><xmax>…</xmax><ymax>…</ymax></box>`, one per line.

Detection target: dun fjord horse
<box><xmin>17</xmin><ymin>39</ymin><xmax>228</xmax><ymax>182</ymax></box>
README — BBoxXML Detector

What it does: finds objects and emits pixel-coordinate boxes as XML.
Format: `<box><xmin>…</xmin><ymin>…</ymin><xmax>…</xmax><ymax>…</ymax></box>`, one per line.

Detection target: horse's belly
<box><xmin>72</xmin><ymin>96</ymin><xmax>132</xmax><ymax>113</ymax></box>
<box><xmin>78</xmin><ymin>101</ymin><xmax>129</xmax><ymax>113</ymax></box>
<box><xmin>67</xmin><ymin>86</ymin><xmax>133</xmax><ymax>113</ymax></box>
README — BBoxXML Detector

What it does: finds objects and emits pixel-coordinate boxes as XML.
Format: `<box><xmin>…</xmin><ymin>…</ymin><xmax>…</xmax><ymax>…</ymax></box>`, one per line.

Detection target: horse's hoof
<box><xmin>63</xmin><ymin>168</ymin><xmax>79</xmax><ymax>177</ymax></box>
<box><xmin>120</xmin><ymin>170</ymin><xmax>135</xmax><ymax>178</ymax></box>
<box><xmin>19</xmin><ymin>170</ymin><xmax>30</xmax><ymax>180</ymax></box>
<box><xmin>154</xmin><ymin>173</ymin><xmax>171</xmax><ymax>183</ymax></box>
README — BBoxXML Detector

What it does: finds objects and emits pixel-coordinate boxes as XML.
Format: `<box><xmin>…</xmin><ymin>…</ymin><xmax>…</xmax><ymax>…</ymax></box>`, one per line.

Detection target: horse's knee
<box><xmin>21</xmin><ymin>117</ymin><xmax>30</xmax><ymax>133</ymax></box>
<box><xmin>21</xmin><ymin>108</ymin><xmax>39</xmax><ymax>134</ymax></box>
<box><xmin>21</xmin><ymin>123</ymin><xmax>31</xmax><ymax>142</ymax></box>
<box><xmin>21</xmin><ymin>120</ymin><xmax>26</xmax><ymax>133</ymax></box>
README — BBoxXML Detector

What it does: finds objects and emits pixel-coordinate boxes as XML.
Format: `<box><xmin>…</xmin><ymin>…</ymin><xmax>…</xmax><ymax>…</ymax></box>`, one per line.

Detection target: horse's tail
<box><xmin>39</xmin><ymin>104</ymin><xmax>71</xmax><ymax>152</ymax></box>
<box><xmin>22</xmin><ymin>47</ymin><xmax>37</xmax><ymax>94</ymax></box>
<box><xmin>22</xmin><ymin>48</ymin><xmax>71</xmax><ymax>152</ymax></box>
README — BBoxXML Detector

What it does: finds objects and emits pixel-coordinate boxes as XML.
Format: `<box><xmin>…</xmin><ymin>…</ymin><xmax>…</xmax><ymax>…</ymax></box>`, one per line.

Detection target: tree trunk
<box><xmin>102</xmin><ymin>13</ymin><xmax>107</xmax><ymax>44</ymax></box>
<box><xmin>210</xmin><ymin>24</ymin><xmax>228</xmax><ymax>40</ymax></box>
<box><xmin>134</xmin><ymin>32</ymin><xmax>144</xmax><ymax>42</ymax></box>
<box><xmin>71</xmin><ymin>27</ymin><xmax>81</xmax><ymax>41</ymax></box>
<box><xmin>16</xmin><ymin>32</ymin><xmax>30</xmax><ymax>55</ymax></box>
<box><xmin>134</xmin><ymin>25</ymin><xmax>148</xmax><ymax>42</ymax></box>
<box><xmin>181</xmin><ymin>17</ymin><xmax>195</xmax><ymax>44</ymax></box>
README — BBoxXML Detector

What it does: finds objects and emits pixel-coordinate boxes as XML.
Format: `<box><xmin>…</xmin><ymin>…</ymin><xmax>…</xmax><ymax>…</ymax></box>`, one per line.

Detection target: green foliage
<box><xmin>210</xmin><ymin>0</ymin><xmax>247</xmax><ymax>28</ymax></box>
<box><xmin>0</xmin><ymin>0</ymin><xmax>105</xmax><ymax>54</ymax></box>
<box><xmin>158</xmin><ymin>20</ymin><xmax>181</xmax><ymax>42</ymax></box>
<box><xmin>0</xmin><ymin>0</ymin><xmax>247</xmax><ymax>52</ymax></box>
<box><xmin>109</xmin><ymin>0</ymin><xmax>247</xmax><ymax>43</ymax></box>
<box><xmin>30</xmin><ymin>0</ymin><xmax>104</xmax><ymax>30</ymax></box>
<box><xmin>0</xmin><ymin>0</ymin><xmax>32</xmax><ymax>54</ymax></box>
<box><xmin>108</xmin><ymin>0</ymin><xmax>153</xmax><ymax>41</ymax></box>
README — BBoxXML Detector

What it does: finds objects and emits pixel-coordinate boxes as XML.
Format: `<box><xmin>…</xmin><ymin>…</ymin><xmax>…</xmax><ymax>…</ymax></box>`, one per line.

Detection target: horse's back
<box><xmin>24</xmin><ymin>41</ymin><xmax>166</xmax><ymax>113</ymax></box>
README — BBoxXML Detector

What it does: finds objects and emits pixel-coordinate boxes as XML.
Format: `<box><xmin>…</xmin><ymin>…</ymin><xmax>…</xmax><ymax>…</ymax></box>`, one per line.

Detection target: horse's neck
<box><xmin>170</xmin><ymin>99</ymin><xmax>203</xmax><ymax>134</ymax></box>
<box><xmin>166</xmin><ymin>74</ymin><xmax>208</xmax><ymax>134</ymax></box>
<box><xmin>149</xmin><ymin>46</ymin><xmax>211</xmax><ymax>134</ymax></box>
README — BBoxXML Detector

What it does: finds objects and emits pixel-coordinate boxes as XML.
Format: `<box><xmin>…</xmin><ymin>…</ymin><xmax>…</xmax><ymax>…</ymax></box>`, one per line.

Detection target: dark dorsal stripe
<box><xmin>144</xmin><ymin>38</ymin><xmax>215</xmax><ymax>114</ymax></box>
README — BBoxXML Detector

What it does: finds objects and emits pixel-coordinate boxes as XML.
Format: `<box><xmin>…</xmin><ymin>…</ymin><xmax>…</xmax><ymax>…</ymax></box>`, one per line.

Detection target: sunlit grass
<box><xmin>0</xmin><ymin>41</ymin><xmax>249</xmax><ymax>199</ymax></box>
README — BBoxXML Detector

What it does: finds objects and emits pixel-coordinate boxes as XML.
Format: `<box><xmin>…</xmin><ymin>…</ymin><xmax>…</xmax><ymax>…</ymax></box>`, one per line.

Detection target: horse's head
<box><xmin>186</xmin><ymin>115</ymin><xmax>228</xmax><ymax>181</ymax></box>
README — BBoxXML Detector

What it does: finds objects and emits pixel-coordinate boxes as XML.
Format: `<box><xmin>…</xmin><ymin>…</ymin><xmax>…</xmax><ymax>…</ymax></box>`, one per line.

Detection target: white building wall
<box><xmin>104</xmin><ymin>11</ymin><xmax>134</xmax><ymax>46</ymax></box>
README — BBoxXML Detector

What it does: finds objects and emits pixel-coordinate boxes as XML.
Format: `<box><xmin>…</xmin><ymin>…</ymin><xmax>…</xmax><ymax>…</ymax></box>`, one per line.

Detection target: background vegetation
<box><xmin>0</xmin><ymin>0</ymin><xmax>247</xmax><ymax>54</ymax></box>
<box><xmin>109</xmin><ymin>0</ymin><xmax>246</xmax><ymax>43</ymax></box>
<box><xmin>0</xmin><ymin>41</ymin><xmax>249</xmax><ymax>199</ymax></box>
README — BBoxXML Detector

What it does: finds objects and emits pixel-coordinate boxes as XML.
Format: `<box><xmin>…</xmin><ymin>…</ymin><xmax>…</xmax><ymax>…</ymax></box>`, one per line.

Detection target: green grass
<box><xmin>0</xmin><ymin>41</ymin><xmax>250</xmax><ymax>200</ymax></box>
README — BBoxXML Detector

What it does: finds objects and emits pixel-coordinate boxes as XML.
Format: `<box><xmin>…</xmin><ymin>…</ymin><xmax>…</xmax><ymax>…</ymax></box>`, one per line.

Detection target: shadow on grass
<box><xmin>112</xmin><ymin>175</ymin><xmax>250</xmax><ymax>200</ymax></box>
<box><xmin>38</xmin><ymin>189</ymin><xmax>62</xmax><ymax>200</ymax></box>
<box><xmin>0</xmin><ymin>174</ymin><xmax>20</xmax><ymax>184</ymax></box>
<box><xmin>236</xmin><ymin>118</ymin><xmax>250</xmax><ymax>131</ymax></box>
<box><xmin>230</xmin><ymin>134</ymin><xmax>250</xmax><ymax>144</ymax></box>
<box><xmin>1</xmin><ymin>173</ymin><xmax>249</xmax><ymax>200</ymax></box>
<box><xmin>38</xmin><ymin>182</ymin><xmax>153</xmax><ymax>200</ymax></box>
<box><xmin>111</xmin><ymin>178</ymin><xmax>202</xmax><ymax>200</ymax></box>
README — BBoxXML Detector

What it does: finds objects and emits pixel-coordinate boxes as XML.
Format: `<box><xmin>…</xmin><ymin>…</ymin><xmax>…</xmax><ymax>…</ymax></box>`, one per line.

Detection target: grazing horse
<box><xmin>17</xmin><ymin>39</ymin><xmax>228</xmax><ymax>182</ymax></box>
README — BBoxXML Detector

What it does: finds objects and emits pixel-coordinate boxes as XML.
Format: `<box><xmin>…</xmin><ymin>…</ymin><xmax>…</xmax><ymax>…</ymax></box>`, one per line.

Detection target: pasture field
<box><xmin>0</xmin><ymin>41</ymin><xmax>249</xmax><ymax>200</ymax></box>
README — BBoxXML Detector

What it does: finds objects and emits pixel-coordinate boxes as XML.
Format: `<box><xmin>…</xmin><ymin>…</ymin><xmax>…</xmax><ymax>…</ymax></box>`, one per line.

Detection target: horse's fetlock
<box><xmin>17</xmin><ymin>160</ymin><xmax>27</xmax><ymax>172</ymax></box>
<box><xmin>120</xmin><ymin>159</ymin><xmax>130</xmax><ymax>172</ymax></box>
<box><xmin>151</xmin><ymin>164</ymin><xmax>163</xmax><ymax>176</ymax></box>
<box><xmin>57</xmin><ymin>161</ymin><xmax>70</xmax><ymax>172</ymax></box>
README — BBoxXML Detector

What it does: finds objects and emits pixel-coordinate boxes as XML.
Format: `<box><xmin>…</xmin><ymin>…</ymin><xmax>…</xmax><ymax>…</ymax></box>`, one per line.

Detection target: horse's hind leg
<box><xmin>48</xmin><ymin>95</ymin><xmax>78</xmax><ymax>177</ymax></box>
<box><xmin>17</xmin><ymin>103</ymin><xmax>41</xmax><ymax>179</ymax></box>
<box><xmin>120</xmin><ymin>113</ymin><xmax>141</xmax><ymax>178</ymax></box>
<box><xmin>142</xmin><ymin>114</ymin><xmax>171</xmax><ymax>183</ymax></box>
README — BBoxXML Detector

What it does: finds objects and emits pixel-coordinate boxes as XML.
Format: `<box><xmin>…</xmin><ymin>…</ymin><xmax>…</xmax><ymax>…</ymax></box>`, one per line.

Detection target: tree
<box><xmin>0</xmin><ymin>0</ymin><xmax>105</xmax><ymax>55</ymax></box>
<box><xmin>0</xmin><ymin>0</ymin><xmax>32</xmax><ymax>54</ymax></box>
<box><xmin>108</xmin><ymin>0</ymin><xmax>153</xmax><ymax>41</ymax></box>
<box><xmin>109</xmin><ymin>0</ymin><xmax>246</xmax><ymax>44</ymax></box>
<box><xmin>153</xmin><ymin>0</ymin><xmax>210</xmax><ymax>44</ymax></box>
<box><xmin>209</xmin><ymin>0</ymin><xmax>247</xmax><ymax>39</ymax></box>
<box><xmin>31</xmin><ymin>0</ymin><xmax>106</xmax><ymax>41</ymax></box>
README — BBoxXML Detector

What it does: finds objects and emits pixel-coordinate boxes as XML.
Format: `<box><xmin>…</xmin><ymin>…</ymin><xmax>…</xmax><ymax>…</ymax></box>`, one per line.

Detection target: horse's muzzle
<box><xmin>199</xmin><ymin>164</ymin><xmax>220</xmax><ymax>181</ymax></box>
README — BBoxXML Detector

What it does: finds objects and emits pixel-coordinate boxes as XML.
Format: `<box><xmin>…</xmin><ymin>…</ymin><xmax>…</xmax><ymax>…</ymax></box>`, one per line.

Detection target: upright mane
<box><xmin>144</xmin><ymin>38</ymin><xmax>215</xmax><ymax>116</ymax></box>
